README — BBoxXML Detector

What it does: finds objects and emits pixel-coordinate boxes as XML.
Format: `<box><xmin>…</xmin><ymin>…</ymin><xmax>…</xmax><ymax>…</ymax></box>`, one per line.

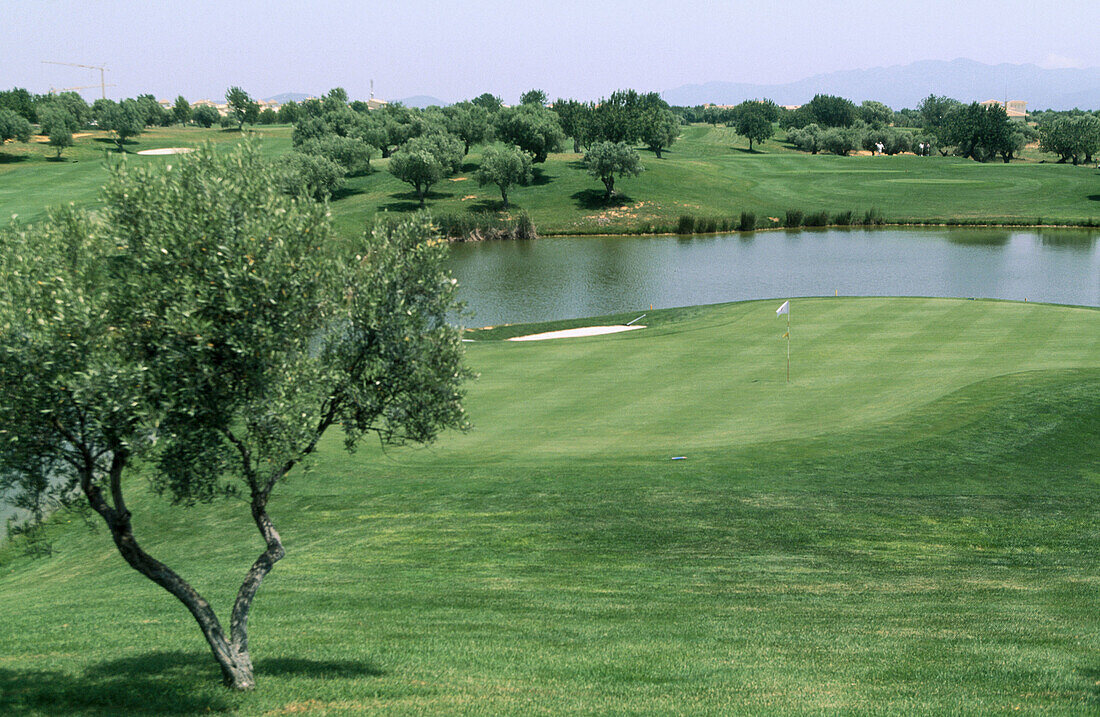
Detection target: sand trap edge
<box><xmin>136</xmin><ymin>147</ymin><xmax>195</xmax><ymax>156</ymax></box>
<box><xmin>507</xmin><ymin>325</ymin><xmax>646</xmax><ymax>342</ymax></box>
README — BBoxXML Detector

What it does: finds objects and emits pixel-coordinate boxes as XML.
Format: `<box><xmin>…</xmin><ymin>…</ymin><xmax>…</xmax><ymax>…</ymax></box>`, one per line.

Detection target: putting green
<box><xmin>1</xmin><ymin>297</ymin><xmax>1098</xmax><ymax>714</ymax></box>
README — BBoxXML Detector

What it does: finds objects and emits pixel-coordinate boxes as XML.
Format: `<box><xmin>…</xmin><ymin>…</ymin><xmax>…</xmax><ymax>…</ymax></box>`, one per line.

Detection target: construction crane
<box><xmin>49</xmin><ymin>83</ymin><xmax>116</xmax><ymax>96</ymax></box>
<box><xmin>42</xmin><ymin>61</ymin><xmax>109</xmax><ymax>99</ymax></box>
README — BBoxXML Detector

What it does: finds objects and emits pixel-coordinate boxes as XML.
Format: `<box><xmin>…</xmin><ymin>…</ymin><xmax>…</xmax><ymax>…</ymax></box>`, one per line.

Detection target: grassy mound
<box><xmin>0</xmin><ymin>297</ymin><xmax>1098</xmax><ymax>714</ymax></box>
<box><xmin>4</xmin><ymin>125</ymin><xmax>1100</xmax><ymax>236</ymax></box>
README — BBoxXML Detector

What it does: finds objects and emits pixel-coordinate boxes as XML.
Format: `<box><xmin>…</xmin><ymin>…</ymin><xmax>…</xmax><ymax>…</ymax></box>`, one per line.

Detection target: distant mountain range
<box><xmin>264</xmin><ymin>92</ymin><xmax>314</xmax><ymax>104</ymax></box>
<box><xmin>661</xmin><ymin>59</ymin><xmax>1100</xmax><ymax>110</ymax></box>
<box><xmin>395</xmin><ymin>95</ymin><xmax>447</xmax><ymax>108</ymax></box>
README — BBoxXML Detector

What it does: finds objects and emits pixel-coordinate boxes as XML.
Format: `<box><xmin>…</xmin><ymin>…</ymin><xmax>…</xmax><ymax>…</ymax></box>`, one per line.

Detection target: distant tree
<box><xmin>442</xmin><ymin>103</ymin><xmax>490</xmax><ymax>155</ymax></box>
<box><xmin>172</xmin><ymin>96</ymin><xmax>192</xmax><ymax>125</ymax></box>
<box><xmin>470</xmin><ymin>93</ymin><xmax>503</xmax><ymax>112</ymax></box>
<box><xmin>323</xmin><ymin>87</ymin><xmax>349</xmax><ymax>113</ymax></box>
<box><xmin>299</xmin><ymin>98</ymin><xmax>324</xmax><ymax>119</ymax></box>
<box><xmin>918</xmin><ymin>94</ymin><xmax>961</xmax><ymax>143</ymax></box>
<box><xmin>551</xmin><ymin>98</ymin><xmax>591</xmax><ymax>152</ymax></box>
<box><xmin>192</xmin><ymin>105</ymin><xmax>220</xmax><ymax>128</ymax></box>
<box><xmin>858</xmin><ymin>101</ymin><xmax>893</xmax><ymax>127</ymax></box>
<box><xmin>277</xmin><ymin>151</ymin><xmax>346</xmax><ymax>200</ymax></box>
<box><xmin>787</xmin><ymin>123</ymin><xmax>824</xmax><ymax>154</ymax></box>
<box><xmin>0</xmin><ymin>142</ymin><xmax>467</xmax><ymax>691</ymax></box>
<box><xmin>389</xmin><ymin>147</ymin><xmax>444</xmax><ymax>208</ymax></box>
<box><xmin>945</xmin><ymin>103</ymin><xmax>1014</xmax><ymax>162</ymax></box>
<box><xmin>257</xmin><ymin>108</ymin><xmax>278</xmax><ymax>125</ymax></box>
<box><xmin>805</xmin><ymin>94</ymin><xmax>857</xmax><ymax>127</ymax></box>
<box><xmin>731</xmin><ymin>104</ymin><xmax>774</xmax><ymax>151</ymax></box>
<box><xmin>520</xmin><ymin>89</ymin><xmax>548</xmax><ymax>106</ymax></box>
<box><xmin>639</xmin><ymin>108</ymin><xmax>680</xmax><ymax>158</ymax></box>
<box><xmin>388</xmin><ymin>132</ymin><xmax>463</xmax><ymax>207</ymax></box>
<box><xmin>588</xmin><ymin>90</ymin><xmax>667</xmax><ymax>144</ymax></box>
<box><xmin>0</xmin><ymin>108</ymin><xmax>33</xmax><ymax>146</ymax></box>
<box><xmin>584</xmin><ymin>140</ymin><xmax>644</xmax><ymax>199</ymax></box>
<box><xmin>276</xmin><ymin>101</ymin><xmax>300</xmax><ymax>124</ymax></box>
<box><xmin>821</xmin><ymin>127</ymin><xmax>861</xmax><ymax>156</ymax></box>
<box><xmin>225</xmin><ymin>86</ymin><xmax>258</xmax><ymax>130</ymax></box>
<box><xmin>0</xmin><ymin>88</ymin><xmax>37</xmax><ymax>123</ymax></box>
<box><xmin>135</xmin><ymin>94</ymin><xmax>170</xmax><ymax>127</ymax></box>
<box><xmin>1039</xmin><ymin>115</ymin><xmax>1100</xmax><ymax>165</ymax></box>
<box><xmin>779</xmin><ymin>105</ymin><xmax>814</xmax><ymax>131</ymax></box>
<box><xmin>297</xmin><ymin>135</ymin><xmax>375</xmax><ymax>175</ymax></box>
<box><xmin>702</xmin><ymin>105</ymin><xmax>726</xmax><ymax>127</ymax></box>
<box><xmin>40</xmin><ymin>92</ymin><xmax>90</xmax><ymax>130</ymax></box>
<box><xmin>38</xmin><ymin>106</ymin><xmax>74</xmax><ymax>158</ymax></box>
<box><xmin>98</xmin><ymin>100</ymin><xmax>144</xmax><ymax>151</ymax></box>
<box><xmin>475</xmin><ymin>143</ymin><xmax>533</xmax><ymax>207</ymax></box>
<box><xmin>493</xmin><ymin>105</ymin><xmax>565</xmax><ymax>163</ymax></box>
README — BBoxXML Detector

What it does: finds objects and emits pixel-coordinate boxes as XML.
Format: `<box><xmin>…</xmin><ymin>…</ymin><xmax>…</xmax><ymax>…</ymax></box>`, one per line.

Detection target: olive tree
<box><xmin>0</xmin><ymin>107</ymin><xmax>33</xmax><ymax>145</ymax></box>
<box><xmin>584</xmin><ymin>140</ymin><xmax>644</xmax><ymax>199</ymax></box>
<box><xmin>38</xmin><ymin>106</ymin><xmax>74</xmax><ymax>158</ymax></box>
<box><xmin>0</xmin><ymin>140</ymin><xmax>469</xmax><ymax>691</ymax></box>
<box><xmin>97</xmin><ymin>99</ymin><xmax>144</xmax><ymax>151</ymax></box>
<box><xmin>475</xmin><ymin>143</ymin><xmax>533</xmax><ymax>207</ymax></box>
<box><xmin>493</xmin><ymin>105</ymin><xmax>565</xmax><ymax>163</ymax></box>
<box><xmin>225</xmin><ymin>86</ymin><xmax>258</xmax><ymax>130</ymax></box>
<box><xmin>389</xmin><ymin>132</ymin><xmax>463</xmax><ymax>207</ymax></box>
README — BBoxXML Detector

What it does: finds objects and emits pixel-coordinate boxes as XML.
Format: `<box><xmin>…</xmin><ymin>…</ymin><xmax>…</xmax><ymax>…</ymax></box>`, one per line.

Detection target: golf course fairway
<box><xmin>1</xmin><ymin>297</ymin><xmax>1098</xmax><ymax>715</ymax></box>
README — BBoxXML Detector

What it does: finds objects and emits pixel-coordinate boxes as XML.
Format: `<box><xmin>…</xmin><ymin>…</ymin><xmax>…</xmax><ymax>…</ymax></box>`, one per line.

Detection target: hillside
<box><xmin>1</xmin><ymin>298</ymin><xmax>1098</xmax><ymax>714</ymax></box>
<box><xmin>662</xmin><ymin>58</ymin><xmax>1100</xmax><ymax>110</ymax></box>
<box><xmin>5</xmin><ymin>124</ymin><xmax>1099</xmax><ymax>239</ymax></box>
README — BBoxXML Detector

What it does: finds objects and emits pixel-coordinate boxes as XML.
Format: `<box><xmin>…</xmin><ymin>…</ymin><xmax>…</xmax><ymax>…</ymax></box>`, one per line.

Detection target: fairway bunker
<box><xmin>136</xmin><ymin>147</ymin><xmax>195</xmax><ymax>155</ymax></box>
<box><xmin>508</xmin><ymin>325</ymin><xmax>645</xmax><ymax>341</ymax></box>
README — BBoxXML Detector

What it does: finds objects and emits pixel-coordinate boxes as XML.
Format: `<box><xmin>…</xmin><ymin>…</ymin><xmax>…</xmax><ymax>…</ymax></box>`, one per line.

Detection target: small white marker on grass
<box><xmin>671</xmin><ymin>456</ymin><xmax>686</xmax><ymax>460</ymax></box>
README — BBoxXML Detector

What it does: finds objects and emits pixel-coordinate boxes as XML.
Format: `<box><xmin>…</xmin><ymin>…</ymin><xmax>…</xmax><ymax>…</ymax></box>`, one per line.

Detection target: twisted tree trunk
<box><xmin>79</xmin><ymin>450</ymin><xmax>285</xmax><ymax>690</ymax></box>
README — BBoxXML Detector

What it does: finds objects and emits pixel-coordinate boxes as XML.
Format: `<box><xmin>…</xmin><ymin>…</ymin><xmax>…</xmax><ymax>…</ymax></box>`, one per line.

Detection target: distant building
<box><xmin>191</xmin><ymin>99</ymin><xmax>229</xmax><ymax>116</ymax></box>
<box><xmin>780</xmin><ymin>104</ymin><xmax>801</xmax><ymax>111</ymax></box>
<box><xmin>365</xmin><ymin>97</ymin><xmax>388</xmax><ymax>110</ymax></box>
<box><xmin>979</xmin><ymin>99</ymin><xmax>1027</xmax><ymax>119</ymax></box>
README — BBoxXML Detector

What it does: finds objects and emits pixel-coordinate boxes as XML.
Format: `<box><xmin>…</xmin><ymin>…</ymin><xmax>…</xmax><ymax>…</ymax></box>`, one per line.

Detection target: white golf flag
<box><xmin>776</xmin><ymin>300</ymin><xmax>790</xmax><ymax>316</ymax></box>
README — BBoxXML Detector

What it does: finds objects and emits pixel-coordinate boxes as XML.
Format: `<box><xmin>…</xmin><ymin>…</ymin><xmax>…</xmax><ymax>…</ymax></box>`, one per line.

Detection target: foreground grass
<box><xmin>1</xmin><ymin>297</ymin><xmax>1098</xmax><ymax>715</ymax></box>
<box><xmin>4</xmin><ymin>124</ymin><xmax>1100</xmax><ymax>236</ymax></box>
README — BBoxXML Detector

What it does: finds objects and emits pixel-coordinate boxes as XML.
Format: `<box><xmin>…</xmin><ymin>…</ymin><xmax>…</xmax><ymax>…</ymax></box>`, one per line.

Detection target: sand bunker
<box><xmin>136</xmin><ymin>147</ymin><xmax>195</xmax><ymax>156</ymax></box>
<box><xmin>508</xmin><ymin>325</ymin><xmax>645</xmax><ymax>342</ymax></box>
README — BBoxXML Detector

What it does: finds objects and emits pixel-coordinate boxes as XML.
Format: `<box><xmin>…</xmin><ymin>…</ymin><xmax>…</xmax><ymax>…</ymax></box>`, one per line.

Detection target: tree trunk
<box><xmin>500</xmin><ymin>186</ymin><xmax>509</xmax><ymax>208</ymax></box>
<box><xmin>74</xmin><ymin>446</ymin><xmax>289</xmax><ymax>691</ymax></box>
<box><xmin>749</xmin><ymin>138</ymin><xmax>754</xmax><ymax>151</ymax></box>
<box><xmin>417</xmin><ymin>184</ymin><xmax>426</xmax><ymax>208</ymax></box>
<box><xmin>602</xmin><ymin>176</ymin><xmax>614</xmax><ymax>199</ymax></box>
<box><xmin>573</xmin><ymin>139</ymin><xmax>580</xmax><ymax>153</ymax></box>
<box><xmin>655</xmin><ymin>146</ymin><xmax>662</xmax><ymax>159</ymax></box>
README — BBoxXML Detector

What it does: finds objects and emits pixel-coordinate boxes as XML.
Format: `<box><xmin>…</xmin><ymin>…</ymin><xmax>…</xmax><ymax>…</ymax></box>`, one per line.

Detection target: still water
<box><xmin>446</xmin><ymin>227</ymin><xmax>1100</xmax><ymax>327</ymax></box>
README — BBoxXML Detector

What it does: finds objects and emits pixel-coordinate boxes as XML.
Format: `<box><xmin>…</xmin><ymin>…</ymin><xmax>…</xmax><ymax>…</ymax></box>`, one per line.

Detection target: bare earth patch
<box><xmin>136</xmin><ymin>147</ymin><xmax>195</xmax><ymax>156</ymax></box>
<box><xmin>508</xmin><ymin>325</ymin><xmax>645</xmax><ymax>341</ymax></box>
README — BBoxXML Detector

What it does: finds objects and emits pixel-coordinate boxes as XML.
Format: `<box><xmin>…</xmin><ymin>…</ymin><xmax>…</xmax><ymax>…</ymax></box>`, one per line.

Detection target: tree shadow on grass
<box><xmin>380</xmin><ymin>189</ymin><xmax>455</xmax><ymax>212</ymax></box>
<box><xmin>92</xmin><ymin>137</ymin><xmax>138</xmax><ymax>148</ymax></box>
<box><xmin>1086</xmin><ymin>194</ymin><xmax>1100</xmax><ymax>202</ymax></box>
<box><xmin>0</xmin><ymin>153</ymin><xmax>29</xmax><ymax>164</ymax></box>
<box><xmin>0</xmin><ymin>650</ymin><xmax>384</xmax><ymax>716</ymax></box>
<box><xmin>571</xmin><ymin>188</ymin><xmax>635</xmax><ymax>210</ymax></box>
<box><xmin>530</xmin><ymin>167</ymin><xmax>553</xmax><ymax>186</ymax></box>
<box><xmin>731</xmin><ymin>147</ymin><xmax>763</xmax><ymax>154</ymax></box>
<box><xmin>330</xmin><ymin>185</ymin><xmax>365</xmax><ymax>201</ymax></box>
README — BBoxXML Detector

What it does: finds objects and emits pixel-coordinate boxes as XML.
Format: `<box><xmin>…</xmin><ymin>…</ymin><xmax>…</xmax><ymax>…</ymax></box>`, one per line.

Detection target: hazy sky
<box><xmin>4</xmin><ymin>1</ymin><xmax>1097</xmax><ymax>104</ymax></box>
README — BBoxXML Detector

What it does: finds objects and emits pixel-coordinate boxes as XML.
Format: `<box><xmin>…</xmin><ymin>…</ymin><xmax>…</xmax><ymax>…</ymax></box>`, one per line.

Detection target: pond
<box><xmin>446</xmin><ymin>227</ymin><xmax>1100</xmax><ymax>327</ymax></box>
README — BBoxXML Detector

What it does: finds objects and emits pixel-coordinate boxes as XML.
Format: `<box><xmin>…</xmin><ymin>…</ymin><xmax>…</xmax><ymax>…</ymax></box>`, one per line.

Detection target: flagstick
<box><xmin>786</xmin><ymin>311</ymin><xmax>790</xmax><ymax>384</ymax></box>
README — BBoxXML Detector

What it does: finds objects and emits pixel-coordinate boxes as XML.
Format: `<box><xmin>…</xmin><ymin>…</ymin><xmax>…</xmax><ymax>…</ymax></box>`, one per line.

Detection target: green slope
<box><xmin>0</xmin><ymin>298</ymin><xmax>1098</xmax><ymax>715</ymax></box>
<box><xmin>4</xmin><ymin>125</ymin><xmax>1100</xmax><ymax>237</ymax></box>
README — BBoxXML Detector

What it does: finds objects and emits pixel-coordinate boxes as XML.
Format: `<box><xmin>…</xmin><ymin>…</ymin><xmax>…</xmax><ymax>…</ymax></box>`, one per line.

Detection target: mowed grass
<box><xmin>4</xmin><ymin>124</ymin><xmax>1100</xmax><ymax>236</ymax></box>
<box><xmin>0</xmin><ymin>125</ymin><xmax>293</xmax><ymax>225</ymax></box>
<box><xmin>1</xmin><ymin>297</ymin><xmax>1098</xmax><ymax>715</ymax></box>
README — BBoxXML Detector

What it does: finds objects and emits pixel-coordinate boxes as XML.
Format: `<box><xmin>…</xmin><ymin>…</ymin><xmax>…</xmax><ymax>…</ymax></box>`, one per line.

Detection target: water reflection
<box><xmin>447</xmin><ymin>227</ymin><xmax>1100</xmax><ymax>327</ymax></box>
